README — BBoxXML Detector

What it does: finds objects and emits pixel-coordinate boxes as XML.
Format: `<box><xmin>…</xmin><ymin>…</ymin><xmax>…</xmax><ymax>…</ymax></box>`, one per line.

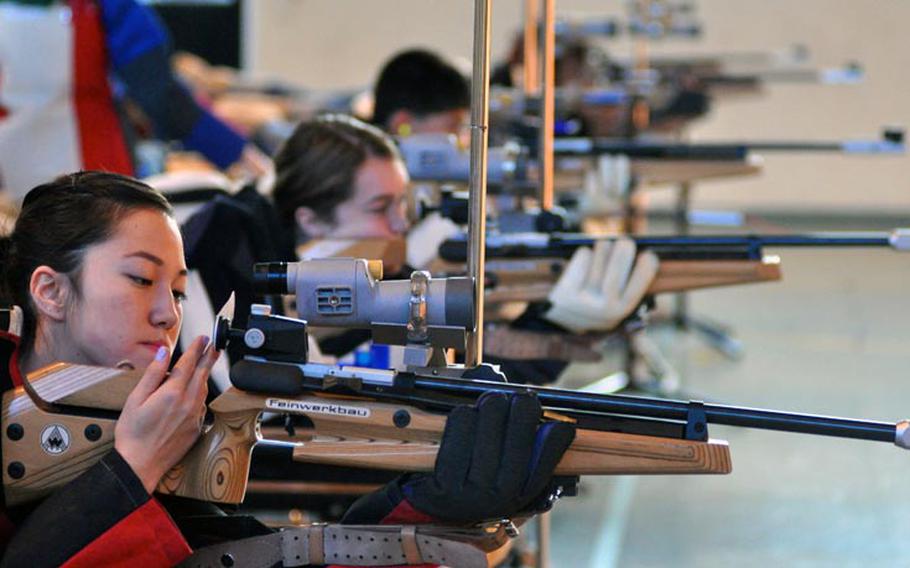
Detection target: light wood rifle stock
<box><xmin>431</xmin><ymin>255</ymin><xmax>782</xmax><ymax>304</ymax></box>
<box><xmin>2</xmin><ymin>365</ymin><xmax>732</xmax><ymax>507</ymax></box>
<box><xmin>631</xmin><ymin>155</ymin><xmax>764</xmax><ymax>185</ymax></box>
<box><xmin>553</xmin><ymin>155</ymin><xmax>763</xmax><ymax>191</ymax></box>
<box><xmin>290</xmin><ymin>429</ymin><xmax>732</xmax><ymax>476</ymax></box>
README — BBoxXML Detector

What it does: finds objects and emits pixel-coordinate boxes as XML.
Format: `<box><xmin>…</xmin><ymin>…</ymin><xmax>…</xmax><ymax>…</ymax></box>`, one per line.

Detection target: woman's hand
<box><xmin>342</xmin><ymin>392</ymin><xmax>576</xmax><ymax>525</ymax></box>
<box><xmin>114</xmin><ymin>335</ymin><xmax>218</xmax><ymax>494</ymax></box>
<box><xmin>544</xmin><ymin>238</ymin><xmax>659</xmax><ymax>334</ymax></box>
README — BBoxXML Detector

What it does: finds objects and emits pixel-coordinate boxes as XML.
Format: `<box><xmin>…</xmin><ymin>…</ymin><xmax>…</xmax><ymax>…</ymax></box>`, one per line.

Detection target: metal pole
<box><xmin>537</xmin><ymin>512</ymin><xmax>551</xmax><ymax>568</ymax></box>
<box><xmin>465</xmin><ymin>0</ymin><xmax>492</xmax><ymax>367</ymax></box>
<box><xmin>523</xmin><ymin>0</ymin><xmax>539</xmax><ymax>94</ymax></box>
<box><xmin>539</xmin><ymin>0</ymin><xmax>555</xmax><ymax>211</ymax></box>
<box><xmin>673</xmin><ymin>181</ymin><xmax>692</xmax><ymax>329</ymax></box>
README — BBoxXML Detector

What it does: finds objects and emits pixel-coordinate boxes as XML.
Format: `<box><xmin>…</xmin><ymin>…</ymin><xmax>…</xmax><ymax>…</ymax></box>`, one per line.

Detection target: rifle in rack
<box><xmin>436</xmin><ymin>230</ymin><xmax>910</xmax><ymax>303</ymax></box>
<box><xmin>399</xmin><ymin>132</ymin><xmax>768</xmax><ymax>190</ymax></box>
<box><xmin>551</xmin><ymin>128</ymin><xmax>905</xmax><ymax>158</ymax></box>
<box><xmin>5</xmin><ymin>258</ymin><xmax>910</xmax><ymax>509</ymax></box>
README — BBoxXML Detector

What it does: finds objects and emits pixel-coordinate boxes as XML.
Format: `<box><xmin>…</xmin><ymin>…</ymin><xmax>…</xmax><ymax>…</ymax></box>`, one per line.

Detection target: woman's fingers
<box><xmin>188</xmin><ymin>345</ymin><xmax>219</xmax><ymax>404</ymax></box>
<box><xmin>601</xmin><ymin>237</ymin><xmax>636</xmax><ymax>298</ymax></box>
<box><xmin>583</xmin><ymin>240</ymin><xmax>613</xmax><ymax>293</ymax></box>
<box><xmin>125</xmin><ymin>345</ymin><xmax>172</xmax><ymax>406</ymax></box>
<box><xmin>168</xmin><ymin>335</ymin><xmax>210</xmax><ymax>390</ymax></box>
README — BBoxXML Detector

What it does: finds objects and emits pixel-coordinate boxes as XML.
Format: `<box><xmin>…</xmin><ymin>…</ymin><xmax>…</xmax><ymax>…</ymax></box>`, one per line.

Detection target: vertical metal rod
<box><xmin>539</xmin><ymin>0</ymin><xmax>555</xmax><ymax>211</ymax></box>
<box><xmin>631</xmin><ymin>1</ymin><xmax>652</xmax><ymax>132</ymax></box>
<box><xmin>673</xmin><ymin>181</ymin><xmax>692</xmax><ymax>328</ymax></box>
<box><xmin>465</xmin><ymin>0</ymin><xmax>492</xmax><ymax>367</ymax></box>
<box><xmin>523</xmin><ymin>0</ymin><xmax>540</xmax><ymax>94</ymax></box>
<box><xmin>536</xmin><ymin>511</ymin><xmax>552</xmax><ymax>568</ymax></box>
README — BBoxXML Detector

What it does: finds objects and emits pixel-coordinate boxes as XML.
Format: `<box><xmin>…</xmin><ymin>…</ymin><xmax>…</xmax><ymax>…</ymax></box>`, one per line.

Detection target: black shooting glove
<box><xmin>342</xmin><ymin>392</ymin><xmax>576</xmax><ymax>525</ymax></box>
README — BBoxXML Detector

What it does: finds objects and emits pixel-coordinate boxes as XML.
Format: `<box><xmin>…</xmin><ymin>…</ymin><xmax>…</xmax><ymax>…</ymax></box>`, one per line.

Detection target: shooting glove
<box><xmin>341</xmin><ymin>392</ymin><xmax>575</xmax><ymax>525</ymax></box>
<box><xmin>406</xmin><ymin>212</ymin><xmax>461</xmax><ymax>269</ymax></box>
<box><xmin>544</xmin><ymin>237</ymin><xmax>659</xmax><ymax>334</ymax></box>
<box><xmin>580</xmin><ymin>154</ymin><xmax>631</xmax><ymax>215</ymax></box>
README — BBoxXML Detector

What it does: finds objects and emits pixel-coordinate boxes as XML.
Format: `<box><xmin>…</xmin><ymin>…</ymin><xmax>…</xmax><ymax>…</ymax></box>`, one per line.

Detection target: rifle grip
<box><xmin>157</xmin><ymin>407</ymin><xmax>261</xmax><ymax>504</ymax></box>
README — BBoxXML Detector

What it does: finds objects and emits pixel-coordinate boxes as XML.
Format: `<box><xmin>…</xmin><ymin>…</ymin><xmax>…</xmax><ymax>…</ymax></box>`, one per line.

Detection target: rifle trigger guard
<box><xmin>684</xmin><ymin>401</ymin><xmax>708</xmax><ymax>441</ymax></box>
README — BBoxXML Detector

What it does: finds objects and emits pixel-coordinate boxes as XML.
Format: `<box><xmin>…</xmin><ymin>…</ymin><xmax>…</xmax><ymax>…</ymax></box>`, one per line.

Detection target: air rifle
<box><xmin>552</xmin><ymin>128</ymin><xmax>905</xmax><ymax>158</ymax></box>
<box><xmin>399</xmin><ymin>131</ymin><xmax>765</xmax><ymax>191</ymax></box>
<box><xmin>437</xmin><ymin>230</ymin><xmax>910</xmax><ymax>303</ymax></box>
<box><xmin>6</xmin><ymin>257</ymin><xmax>910</xmax><ymax>510</ymax></box>
<box><xmin>553</xmin><ymin>15</ymin><xmax>701</xmax><ymax>39</ymax></box>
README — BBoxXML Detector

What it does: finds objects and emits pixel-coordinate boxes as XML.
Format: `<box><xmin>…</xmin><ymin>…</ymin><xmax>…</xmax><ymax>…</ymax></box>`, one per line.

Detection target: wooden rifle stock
<box><xmin>2</xmin><ymin>365</ymin><xmax>732</xmax><ymax>507</ymax></box>
<box><xmin>2</xmin><ymin>364</ymin><xmax>136</xmax><ymax>506</ymax></box>
<box><xmin>473</xmin><ymin>256</ymin><xmax>782</xmax><ymax>304</ymax></box>
<box><xmin>631</xmin><ymin>155</ymin><xmax>764</xmax><ymax>185</ymax></box>
<box><xmin>291</xmin><ymin>429</ymin><xmax>731</xmax><ymax>476</ymax></box>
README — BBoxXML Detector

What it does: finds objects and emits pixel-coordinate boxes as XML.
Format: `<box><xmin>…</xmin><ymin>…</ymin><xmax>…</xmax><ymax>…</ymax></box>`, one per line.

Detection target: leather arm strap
<box><xmin>180</xmin><ymin>523</ymin><xmax>508</xmax><ymax>568</ymax></box>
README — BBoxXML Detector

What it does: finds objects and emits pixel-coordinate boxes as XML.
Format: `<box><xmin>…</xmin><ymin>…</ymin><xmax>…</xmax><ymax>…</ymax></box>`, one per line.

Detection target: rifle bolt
<box><xmin>393</xmin><ymin>410</ymin><xmax>411</xmax><ymax>428</ymax></box>
<box><xmin>84</xmin><ymin>424</ymin><xmax>102</xmax><ymax>442</ymax></box>
<box><xmin>6</xmin><ymin>423</ymin><xmax>23</xmax><ymax>441</ymax></box>
<box><xmin>7</xmin><ymin>462</ymin><xmax>24</xmax><ymax>479</ymax></box>
<box><xmin>220</xmin><ymin>553</ymin><xmax>235</xmax><ymax>567</ymax></box>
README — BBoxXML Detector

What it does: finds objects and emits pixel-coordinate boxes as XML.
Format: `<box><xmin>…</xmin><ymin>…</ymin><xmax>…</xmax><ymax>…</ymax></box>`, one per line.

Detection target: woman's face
<box><xmin>319</xmin><ymin>156</ymin><xmax>410</xmax><ymax>240</ymax></box>
<box><xmin>61</xmin><ymin>209</ymin><xmax>187</xmax><ymax>369</ymax></box>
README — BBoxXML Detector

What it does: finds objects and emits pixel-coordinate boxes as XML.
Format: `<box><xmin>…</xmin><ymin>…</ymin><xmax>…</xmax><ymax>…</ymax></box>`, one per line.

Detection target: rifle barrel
<box><xmin>553</xmin><ymin>136</ymin><xmax>903</xmax><ymax>158</ymax></box>
<box><xmin>439</xmin><ymin>231</ymin><xmax>904</xmax><ymax>262</ymax></box>
<box><xmin>407</xmin><ymin>375</ymin><xmax>898</xmax><ymax>444</ymax></box>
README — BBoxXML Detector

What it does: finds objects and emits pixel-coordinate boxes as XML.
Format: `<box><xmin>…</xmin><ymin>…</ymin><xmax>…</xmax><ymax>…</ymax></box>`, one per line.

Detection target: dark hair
<box><xmin>272</xmin><ymin>114</ymin><xmax>400</xmax><ymax>230</ymax></box>
<box><xmin>372</xmin><ymin>49</ymin><xmax>470</xmax><ymax>129</ymax></box>
<box><xmin>0</xmin><ymin>171</ymin><xmax>173</xmax><ymax>355</ymax></box>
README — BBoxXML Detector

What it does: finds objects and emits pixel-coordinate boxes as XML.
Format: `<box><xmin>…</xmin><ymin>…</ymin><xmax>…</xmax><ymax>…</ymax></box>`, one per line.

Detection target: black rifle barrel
<box><xmin>553</xmin><ymin>132</ymin><xmax>903</xmax><ymax>158</ymax></box>
<box><xmin>553</xmin><ymin>139</ymin><xmax>748</xmax><ymax>160</ymax></box>
<box><xmin>407</xmin><ymin>375</ymin><xmax>897</xmax><ymax>443</ymax></box>
<box><xmin>439</xmin><ymin>232</ymin><xmax>899</xmax><ymax>262</ymax></box>
<box><xmin>565</xmin><ymin>232</ymin><xmax>893</xmax><ymax>248</ymax></box>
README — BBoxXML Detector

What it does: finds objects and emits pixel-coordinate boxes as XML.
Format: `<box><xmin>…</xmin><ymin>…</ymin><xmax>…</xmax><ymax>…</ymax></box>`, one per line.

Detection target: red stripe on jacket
<box><xmin>0</xmin><ymin>330</ymin><xmax>22</xmax><ymax>388</ymax></box>
<box><xmin>71</xmin><ymin>0</ymin><xmax>133</xmax><ymax>175</ymax></box>
<box><xmin>61</xmin><ymin>498</ymin><xmax>191</xmax><ymax>568</ymax></box>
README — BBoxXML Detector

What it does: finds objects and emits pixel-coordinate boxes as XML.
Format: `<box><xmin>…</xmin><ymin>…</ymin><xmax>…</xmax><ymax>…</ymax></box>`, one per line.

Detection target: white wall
<box><xmin>247</xmin><ymin>0</ymin><xmax>910</xmax><ymax>215</ymax></box>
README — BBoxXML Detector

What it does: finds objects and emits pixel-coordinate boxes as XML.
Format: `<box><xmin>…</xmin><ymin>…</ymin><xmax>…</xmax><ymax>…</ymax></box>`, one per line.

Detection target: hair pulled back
<box><xmin>0</xmin><ymin>171</ymin><xmax>173</xmax><ymax>355</ymax></box>
<box><xmin>272</xmin><ymin>114</ymin><xmax>401</xmax><ymax>230</ymax></box>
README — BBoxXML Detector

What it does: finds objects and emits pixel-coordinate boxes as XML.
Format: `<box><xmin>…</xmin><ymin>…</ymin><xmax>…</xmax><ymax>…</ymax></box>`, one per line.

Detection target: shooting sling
<box><xmin>180</xmin><ymin>523</ymin><xmax>510</xmax><ymax>568</ymax></box>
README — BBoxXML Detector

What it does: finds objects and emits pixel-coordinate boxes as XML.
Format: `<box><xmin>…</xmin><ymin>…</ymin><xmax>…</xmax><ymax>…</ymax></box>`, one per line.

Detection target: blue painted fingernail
<box><xmin>155</xmin><ymin>346</ymin><xmax>168</xmax><ymax>361</ymax></box>
<box><xmin>201</xmin><ymin>336</ymin><xmax>211</xmax><ymax>348</ymax></box>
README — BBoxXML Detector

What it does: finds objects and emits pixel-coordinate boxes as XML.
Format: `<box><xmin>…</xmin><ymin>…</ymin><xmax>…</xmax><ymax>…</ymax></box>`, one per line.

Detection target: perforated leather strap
<box><xmin>179</xmin><ymin>524</ymin><xmax>500</xmax><ymax>568</ymax></box>
<box><xmin>306</xmin><ymin>523</ymin><xmax>324</xmax><ymax>565</ymax></box>
<box><xmin>401</xmin><ymin>525</ymin><xmax>421</xmax><ymax>565</ymax></box>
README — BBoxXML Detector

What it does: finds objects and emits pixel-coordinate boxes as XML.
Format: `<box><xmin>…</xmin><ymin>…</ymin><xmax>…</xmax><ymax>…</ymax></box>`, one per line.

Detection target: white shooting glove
<box><xmin>406</xmin><ymin>211</ymin><xmax>462</xmax><ymax>269</ymax></box>
<box><xmin>579</xmin><ymin>154</ymin><xmax>631</xmax><ymax>216</ymax></box>
<box><xmin>543</xmin><ymin>237</ymin><xmax>659</xmax><ymax>333</ymax></box>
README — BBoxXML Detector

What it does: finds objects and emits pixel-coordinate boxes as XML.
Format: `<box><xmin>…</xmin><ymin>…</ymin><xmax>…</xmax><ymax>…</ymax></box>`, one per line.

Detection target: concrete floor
<box><xmin>548</xmin><ymin>246</ymin><xmax>910</xmax><ymax>567</ymax></box>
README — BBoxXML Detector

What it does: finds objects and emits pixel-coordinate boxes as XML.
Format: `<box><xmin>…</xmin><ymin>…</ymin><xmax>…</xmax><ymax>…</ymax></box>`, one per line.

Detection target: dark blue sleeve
<box><xmin>97</xmin><ymin>0</ymin><xmax>246</xmax><ymax>168</ymax></box>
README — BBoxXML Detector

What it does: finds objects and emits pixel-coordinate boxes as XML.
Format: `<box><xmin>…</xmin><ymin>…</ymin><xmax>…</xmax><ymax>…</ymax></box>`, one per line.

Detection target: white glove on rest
<box><xmin>406</xmin><ymin>212</ymin><xmax>462</xmax><ymax>269</ymax></box>
<box><xmin>544</xmin><ymin>237</ymin><xmax>659</xmax><ymax>334</ymax></box>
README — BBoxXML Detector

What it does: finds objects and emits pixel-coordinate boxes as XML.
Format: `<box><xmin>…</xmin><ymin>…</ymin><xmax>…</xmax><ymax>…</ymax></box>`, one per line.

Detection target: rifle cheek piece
<box><xmin>894</xmin><ymin>420</ymin><xmax>910</xmax><ymax>450</ymax></box>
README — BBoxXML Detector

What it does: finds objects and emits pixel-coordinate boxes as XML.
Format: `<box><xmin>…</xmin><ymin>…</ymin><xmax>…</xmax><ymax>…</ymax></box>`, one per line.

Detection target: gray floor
<box><xmin>548</xmin><ymin>247</ymin><xmax>910</xmax><ymax>567</ymax></box>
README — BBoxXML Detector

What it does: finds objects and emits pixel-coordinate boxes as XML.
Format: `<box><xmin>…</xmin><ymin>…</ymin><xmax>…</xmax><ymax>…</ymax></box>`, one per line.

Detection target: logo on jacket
<box><xmin>40</xmin><ymin>424</ymin><xmax>71</xmax><ymax>455</ymax></box>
